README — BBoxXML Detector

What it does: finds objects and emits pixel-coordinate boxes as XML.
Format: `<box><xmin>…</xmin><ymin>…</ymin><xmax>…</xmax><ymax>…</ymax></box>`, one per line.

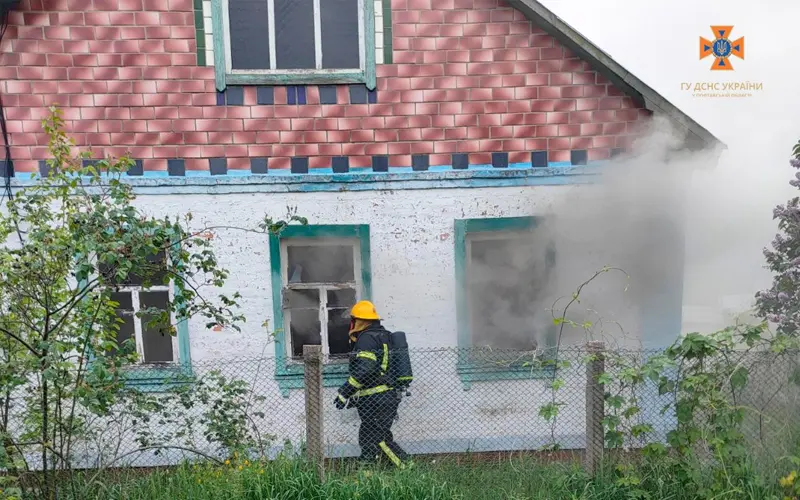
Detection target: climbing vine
<box><xmin>533</xmin><ymin>261</ymin><xmax>800</xmax><ymax>496</ymax></box>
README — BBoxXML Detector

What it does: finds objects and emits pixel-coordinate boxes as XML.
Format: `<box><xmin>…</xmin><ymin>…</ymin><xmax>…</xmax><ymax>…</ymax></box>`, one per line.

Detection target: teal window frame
<box><xmin>454</xmin><ymin>216</ymin><xmax>556</xmax><ymax>389</ymax></box>
<box><xmin>269</xmin><ymin>224</ymin><xmax>372</xmax><ymax>397</ymax></box>
<box><xmin>210</xmin><ymin>0</ymin><xmax>377</xmax><ymax>91</ymax></box>
<box><xmin>86</xmin><ymin>245</ymin><xmax>194</xmax><ymax>393</ymax></box>
<box><xmin>118</xmin><ymin>281</ymin><xmax>193</xmax><ymax>393</ymax></box>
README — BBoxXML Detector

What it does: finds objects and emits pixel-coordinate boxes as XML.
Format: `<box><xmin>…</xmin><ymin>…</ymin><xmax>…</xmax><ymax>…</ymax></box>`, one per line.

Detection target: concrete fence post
<box><xmin>303</xmin><ymin>344</ymin><xmax>324</xmax><ymax>481</ymax></box>
<box><xmin>584</xmin><ymin>341</ymin><xmax>606</xmax><ymax>475</ymax></box>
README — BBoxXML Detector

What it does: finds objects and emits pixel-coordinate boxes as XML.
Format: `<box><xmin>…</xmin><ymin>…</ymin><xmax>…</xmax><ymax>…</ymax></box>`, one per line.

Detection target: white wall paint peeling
<box><xmin>134</xmin><ymin>186</ymin><xmax>572</xmax><ymax>361</ymax></box>
<box><xmin>106</xmin><ymin>185</ymin><xmax>678</xmax><ymax>461</ymax></box>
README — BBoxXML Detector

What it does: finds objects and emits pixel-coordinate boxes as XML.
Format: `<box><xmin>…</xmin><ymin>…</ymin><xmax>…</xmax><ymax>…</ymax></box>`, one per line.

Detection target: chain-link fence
<box><xmin>7</xmin><ymin>344</ymin><xmax>800</xmax><ymax>476</ymax></box>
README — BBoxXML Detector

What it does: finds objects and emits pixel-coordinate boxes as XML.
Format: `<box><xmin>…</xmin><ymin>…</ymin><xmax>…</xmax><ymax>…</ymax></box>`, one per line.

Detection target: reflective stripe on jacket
<box><xmin>337</xmin><ymin>324</ymin><xmax>392</xmax><ymax>400</ymax></box>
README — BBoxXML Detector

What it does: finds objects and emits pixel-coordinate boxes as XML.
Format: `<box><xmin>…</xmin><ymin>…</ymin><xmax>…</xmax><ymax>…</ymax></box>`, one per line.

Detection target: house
<box><xmin>0</xmin><ymin>0</ymin><xmax>722</xmax><ymax>462</ymax></box>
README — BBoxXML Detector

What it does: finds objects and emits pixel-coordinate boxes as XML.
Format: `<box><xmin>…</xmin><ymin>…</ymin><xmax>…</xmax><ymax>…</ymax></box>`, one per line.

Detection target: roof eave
<box><xmin>506</xmin><ymin>0</ymin><xmax>727</xmax><ymax>164</ymax></box>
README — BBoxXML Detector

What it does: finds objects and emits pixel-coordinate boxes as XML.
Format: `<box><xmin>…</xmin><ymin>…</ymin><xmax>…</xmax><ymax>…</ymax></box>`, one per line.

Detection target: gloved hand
<box><xmin>334</xmin><ymin>394</ymin><xmax>348</xmax><ymax>410</ymax></box>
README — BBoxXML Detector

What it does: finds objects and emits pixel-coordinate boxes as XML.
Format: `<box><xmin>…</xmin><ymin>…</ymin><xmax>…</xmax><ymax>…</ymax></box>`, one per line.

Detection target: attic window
<box><xmin>219</xmin><ymin>0</ymin><xmax>375</xmax><ymax>87</ymax></box>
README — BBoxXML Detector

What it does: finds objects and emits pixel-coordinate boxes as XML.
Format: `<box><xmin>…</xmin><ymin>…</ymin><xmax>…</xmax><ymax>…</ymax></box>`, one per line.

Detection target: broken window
<box><xmin>282</xmin><ymin>239</ymin><xmax>360</xmax><ymax>360</ymax></box>
<box><xmin>466</xmin><ymin>232</ymin><xmax>555</xmax><ymax>358</ymax></box>
<box><xmin>102</xmin><ymin>251</ymin><xmax>176</xmax><ymax>365</ymax></box>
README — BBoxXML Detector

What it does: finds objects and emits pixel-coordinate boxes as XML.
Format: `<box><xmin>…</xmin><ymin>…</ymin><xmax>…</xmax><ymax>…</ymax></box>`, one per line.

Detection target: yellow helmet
<box><xmin>350</xmin><ymin>300</ymin><xmax>380</xmax><ymax>320</ymax></box>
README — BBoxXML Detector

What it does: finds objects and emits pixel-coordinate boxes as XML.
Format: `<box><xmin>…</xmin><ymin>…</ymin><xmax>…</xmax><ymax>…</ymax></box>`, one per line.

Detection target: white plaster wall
<box><xmin>133</xmin><ymin>186</ymin><xmax>577</xmax><ymax>360</ymax></box>
<box><xmin>111</xmin><ymin>185</ymin><xmax>667</xmax><ymax>461</ymax></box>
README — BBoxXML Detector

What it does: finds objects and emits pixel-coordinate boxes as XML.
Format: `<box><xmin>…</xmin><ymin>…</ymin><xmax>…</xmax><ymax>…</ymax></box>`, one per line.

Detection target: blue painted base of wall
<box><xmin>14</xmin><ymin>163</ymin><xmax>605</xmax><ymax>194</ymax></box>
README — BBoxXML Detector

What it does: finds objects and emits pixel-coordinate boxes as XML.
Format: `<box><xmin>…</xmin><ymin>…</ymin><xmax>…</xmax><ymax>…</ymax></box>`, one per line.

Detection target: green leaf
<box><xmin>606</xmin><ymin>395</ymin><xmax>625</xmax><ymax>409</ymax></box>
<box><xmin>730</xmin><ymin>366</ymin><xmax>749</xmax><ymax>390</ymax></box>
<box><xmin>622</xmin><ymin>406</ymin><xmax>641</xmax><ymax>419</ymax></box>
<box><xmin>538</xmin><ymin>403</ymin><xmax>560</xmax><ymax>422</ymax></box>
<box><xmin>641</xmin><ymin>442</ymin><xmax>667</xmax><ymax>459</ymax></box>
<box><xmin>630</xmin><ymin>423</ymin><xmax>653</xmax><ymax>437</ymax></box>
<box><xmin>658</xmin><ymin>379</ymin><xmax>675</xmax><ymax>395</ymax></box>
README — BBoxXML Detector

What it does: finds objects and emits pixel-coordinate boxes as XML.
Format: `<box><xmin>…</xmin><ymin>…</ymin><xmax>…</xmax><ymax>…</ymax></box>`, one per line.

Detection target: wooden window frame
<box><xmin>454</xmin><ymin>216</ymin><xmax>557</xmax><ymax>389</ymax></box>
<box><xmin>211</xmin><ymin>0</ymin><xmax>377</xmax><ymax>90</ymax></box>
<box><xmin>89</xmin><ymin>249</ymin><xmax>193</xmax><ymax>392</ymax></box>
<box><xmin>280</xmin><ymin>237</ymin><xmax>362</xmax><ymax>363</ymax></box>
<box><xmin>269</xmin><ymin>224</ymin><xmax>372</xmax><ymax>397</ymax></box>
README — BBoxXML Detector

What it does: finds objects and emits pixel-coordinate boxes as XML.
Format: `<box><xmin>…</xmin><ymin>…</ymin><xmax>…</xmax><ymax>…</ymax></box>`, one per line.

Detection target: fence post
<box><xmin>584</xmin><ymin>341</ymin><xmax>605</xmax><ymax>475</ymax></box>
<box><xmin>303</xmin><ymin>344</ymin><xmax>324</xmax><ymax>481</ymax></box>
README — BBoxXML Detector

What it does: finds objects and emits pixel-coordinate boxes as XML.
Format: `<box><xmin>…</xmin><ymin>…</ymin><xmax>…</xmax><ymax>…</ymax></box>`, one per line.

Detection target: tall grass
<box><xmin>69</xmin><ymin>455</ymin><xmax>787</xmax><ymax>500</ymax></box>
<box><xmin>77</xmin><ymin>459</ymin><xmax>457</xmax><ymax>500</ymax></box>
<box><xmin>421</xmin><ymin>456</ymin><xmax>784</xmax><ymax>500</ymax></box>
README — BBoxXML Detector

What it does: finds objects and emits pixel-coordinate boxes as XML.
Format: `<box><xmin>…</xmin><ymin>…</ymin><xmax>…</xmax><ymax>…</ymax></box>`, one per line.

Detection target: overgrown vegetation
<box><xmin>756</xmin><ymin>139</ymin><xmax>800</xmax><ymax>335</ymax></box>
<box><xmin>0</xmin><ymin>108</ymin><xmax>306</xmax><ymax>499</ymax></box>
<box><xmin>495</xmin><ymin>276</ymin><xmax>800</xmax><ymax>499</ymax></box>
<box><xmin>71</xmin><ymin>458</ymin><xmax>458</xmax><ymax>500</ymax></box>
<box><xmin>0</xmin><ymin>113</ymin><xmax>799</xmax><ymax>499</ymax></box>
<box><xmin>50</xmin><ymin>455</ymin><xmax>794</xmax><ymax>500</ymax></box>
<box><xmin>491</xmin><ymin>142</ymin><xmax>800</xmax><ymax>498</ymax></box>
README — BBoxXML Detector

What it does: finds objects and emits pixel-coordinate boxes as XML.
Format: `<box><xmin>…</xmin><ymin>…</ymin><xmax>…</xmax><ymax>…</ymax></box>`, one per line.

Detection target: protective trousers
<box><xmin>356</xmin><ymin>391</ymin><xmax>407</xmax><ymax>466</ymax></box>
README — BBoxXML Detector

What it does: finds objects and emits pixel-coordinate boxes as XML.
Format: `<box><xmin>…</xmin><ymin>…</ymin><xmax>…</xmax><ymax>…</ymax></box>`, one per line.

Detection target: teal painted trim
<box><xmin>10</xmin><ymin>166</ymin><xmax>601</xmax><ymax>196</ymax></box>
<box><xmin>269</xmin><ymin>225</ymin><xmax>371</xmax><ymax>397</ymax></box>
<box><xmin>454</xmin><ymin>216</ymin><xmax>553</xmax><ymax>389</ymax></box>
<box><xmin>461</xmin><ymin>216</ymin><xmax>539</xmax><ymax>233</ymax></box>
<box><xmin>382</xmin><ymin>0</ymin><xmax>392</xmax><ymax>64</ymax></box>
<box><xmin>210</xmin><ymin>0</ymin><xmax>226</xmax><ymax>91</ymax></box>
<box><xmin>226</xmin><ymin>72</ymin><xmax>366</xmax><ymax>86</ymax></box>
<box><xmin>276</xmin><ymin>373</ymin><xmax>348</xmax><ymax>393</ymax></box>
<box><xmin>85</xmin><ymin>236</ymin><xmax>194</xmax><ymax>391</ymax></box>
<box><xmin>14</xmin><ymin>162</ymin><xmax>597</xmax><ymax>182</ymax></box>
<box><xmin>169</xmin><ymin>233</ymin><xmax>193</xmax><ymax>379</ymax></box>
<box><xmin>456</xmin><ymin>366</ymin><xmax>555</xmax><ymax>383</ymax></box>
<box><xmin>268</xmin><ymin>230</ymin><xmax>286</xmax><ymax>394</ymax></box>
<box><xmin>175</xmin><ymin>282</ymin><xmax>193</xmax><ymax>376</ymax></box>
<box><xmin>453</xmin><ymin>219</ymin><xmax>468</xmax><ymax>382</ymax></box>
<box><xmin>359</xmin><ymin>226</ymin><xmax>373</xmax><ymax>299</ymax></box>
<box><xmin>122</xmin><ymin>366</ymin><xmax>195</xmax><ymax>392</ymax></box>
<box><xmin>363</xmin><ymin>0</ymin><xmax>376</xmax><ymax>90</ymax></box>
<box><xmin>282</xmin><ymin>361</ymin><xmax>349</xmax><ymax>376</ymax></box>
<box><xmin>278</xmin><ymin>223</ymin><xmax>369</xmax><ymax>241</ymax></box>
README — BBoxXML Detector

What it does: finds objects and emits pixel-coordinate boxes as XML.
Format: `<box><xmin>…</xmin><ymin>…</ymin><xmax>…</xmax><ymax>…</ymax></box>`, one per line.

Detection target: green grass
<box><xmin>62</xmin><ymin>455</ymin><xmax>790</xmax><ymax>500</ymax></box>
<box><xmin>76</xmin><ymin>459</ymin><xmax>457</xmax><ymax>500</ymax></box>
<box><xmin>423</xmin><ymin>456</ymin><xmax>784</xmax><ymax>500</ymax></box>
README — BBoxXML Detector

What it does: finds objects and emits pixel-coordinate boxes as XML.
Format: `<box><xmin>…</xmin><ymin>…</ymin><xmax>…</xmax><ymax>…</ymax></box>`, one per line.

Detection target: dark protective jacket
<box><xmin>337</xmin><ymin>324</ymin><xmax>393</xmax><ymax>401</ymax></box>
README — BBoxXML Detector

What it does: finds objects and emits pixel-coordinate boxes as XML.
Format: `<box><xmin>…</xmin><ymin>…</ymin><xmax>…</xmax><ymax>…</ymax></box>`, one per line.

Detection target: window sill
<box><xmin>122</xmin><ymin>364</ymin><xmax>194</xmax><ymax>393</ymax></box>
<box><xmin>226</xmin><ymin>71</ymin><xmax>367</xmax><ymax>87</ymax></box>
<box><xmin>456</xmin><ymin>363</ymin><xmax>556</xmax><ymax>390</ymax></box>
<box><xmin>275</xmin><ymin>362</ymin><xmax>349</xmax><ymax>398</ymax></box>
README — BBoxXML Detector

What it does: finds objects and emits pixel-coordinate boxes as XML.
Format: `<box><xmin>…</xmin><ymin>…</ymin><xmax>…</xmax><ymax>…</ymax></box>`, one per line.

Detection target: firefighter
<box><xmin>334</xmin><ymin>300</ymin><xmax>409</xmax><ymax>467</ymax></box>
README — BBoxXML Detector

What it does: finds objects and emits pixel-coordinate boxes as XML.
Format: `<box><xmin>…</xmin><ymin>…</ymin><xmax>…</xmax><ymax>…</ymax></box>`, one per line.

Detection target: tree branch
<box><xmin>0</xmin><ymin>323</ymin><xmax>39</xmax><ymax>356</ymax></box>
